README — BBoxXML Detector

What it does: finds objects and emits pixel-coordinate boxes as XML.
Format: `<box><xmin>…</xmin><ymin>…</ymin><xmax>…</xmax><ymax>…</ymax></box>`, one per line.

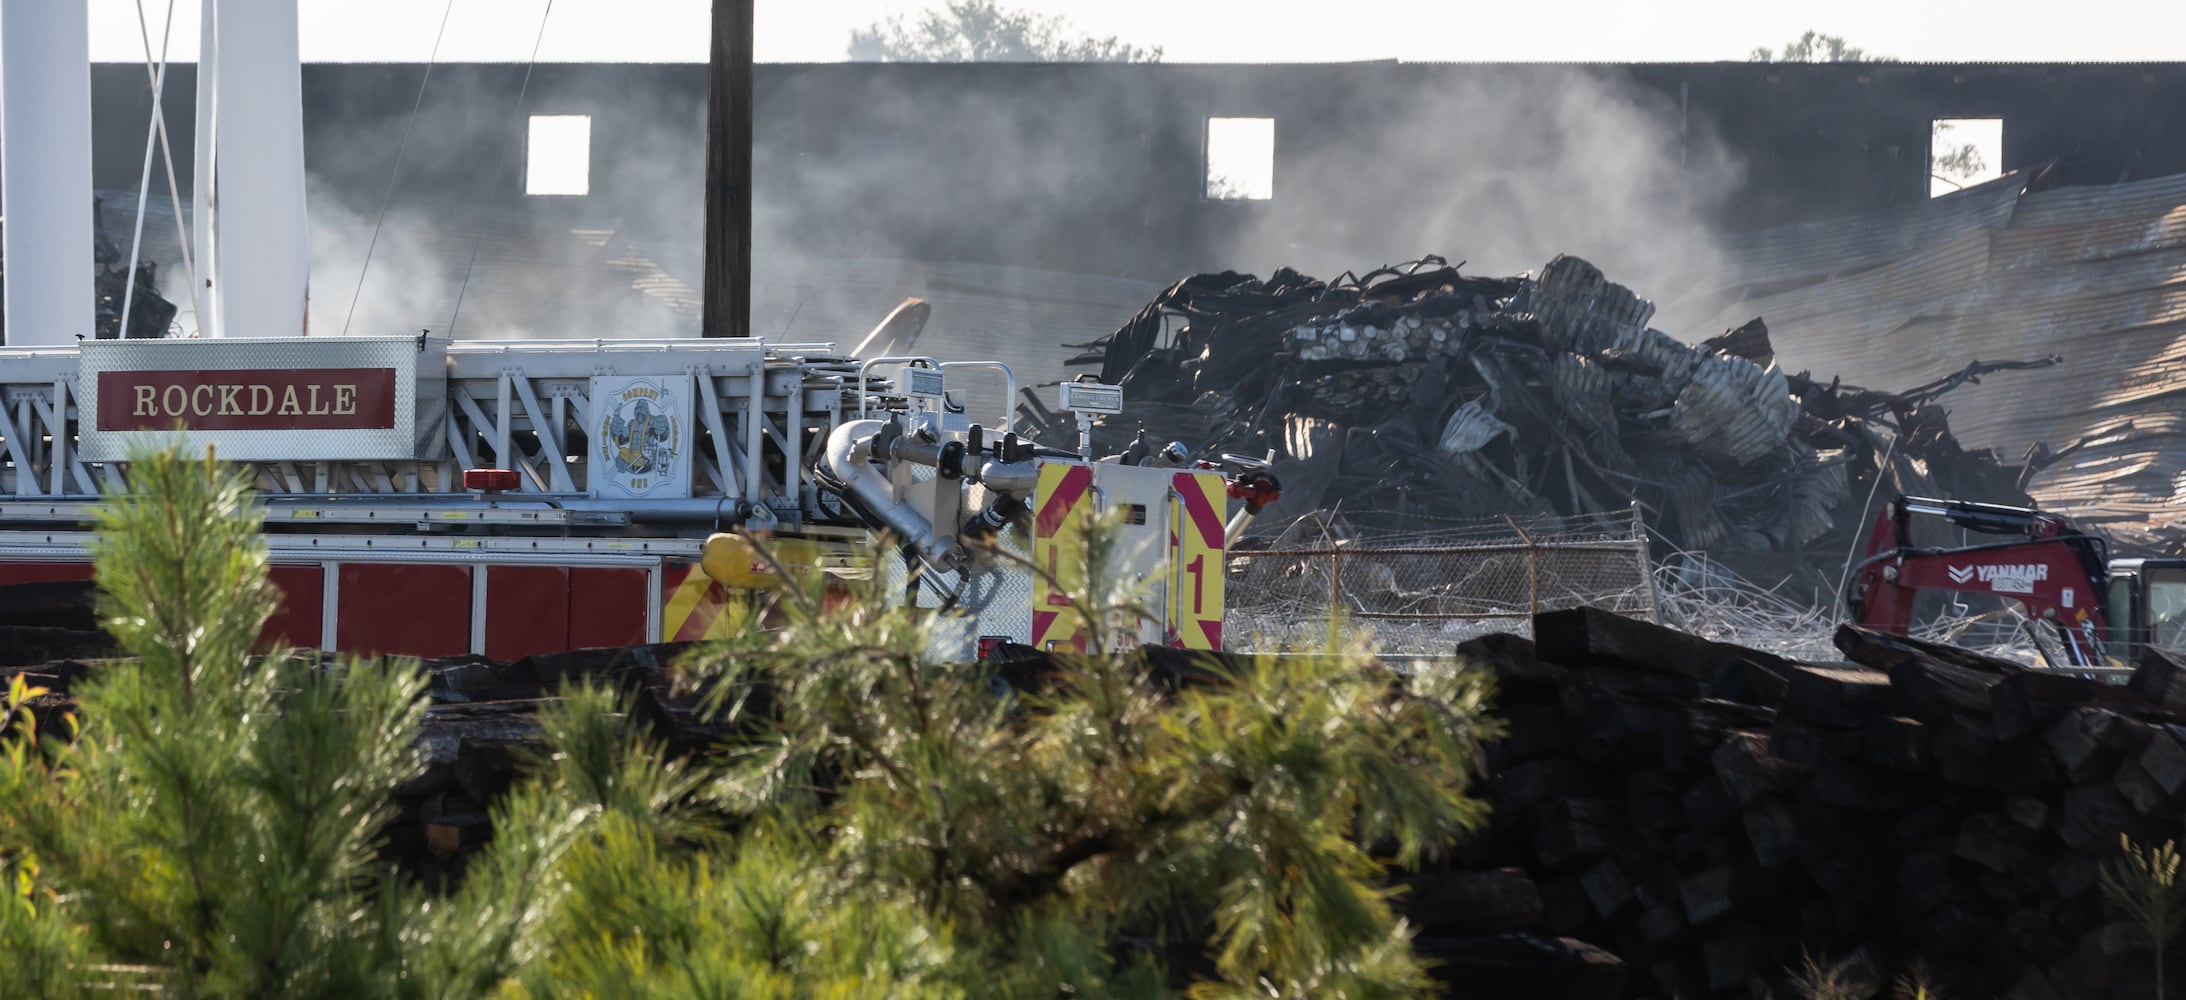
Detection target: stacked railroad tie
<box><xmin>1441</xmin><ymin>607</ymin><xmax>2186</xmax><ymax>999</ymax></box>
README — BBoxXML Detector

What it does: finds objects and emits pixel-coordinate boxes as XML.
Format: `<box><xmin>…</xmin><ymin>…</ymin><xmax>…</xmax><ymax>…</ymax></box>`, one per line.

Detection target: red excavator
<box><xmin>1845</xmin><ymin>495</ymin><xmax>2186</xmax><ymax>668</ymax></box>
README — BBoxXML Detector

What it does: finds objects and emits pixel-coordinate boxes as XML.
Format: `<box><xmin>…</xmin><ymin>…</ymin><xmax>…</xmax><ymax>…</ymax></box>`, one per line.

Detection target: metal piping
<box><xmin>824</xmin><ymin>418</ymin><xmax>956</xmax><ymax>571</ymax></box>
<box><xmin>208</xmin><ymin>0</ymin><xmax>312</xmax><ymax>338</ymax></box>
<box><xmin>880</xmin><ymin>433</ymin><xmax>1036</xmax><ymax>498</ymax></box>
<box><xmin>854</xmin><ymin>356</ymin><xmax>941</xmax><ymax>419</ymax></box>
<box><xmin>1224</xmin><ymin>506</ymin><xmax>1255</xmax><ymax>549</ymax></box>
<box><xmin>938</xmin><ymin>360</ymin><xmax>1015</xmax><ymax>432</ymax></box>
<box><xmin>253</xmin><ymin>493</ymin><xmax>762</xmax><ymax>527</ymax></box>
<box><xmin>863</xmin><ymin>422</ymin><xmax>1037</xmax><ymax>499</ymax></box>
<box><xmin>972</xmin><ymin>458</ymin><xmax>1037</xmax><ymax>496</ymax></box>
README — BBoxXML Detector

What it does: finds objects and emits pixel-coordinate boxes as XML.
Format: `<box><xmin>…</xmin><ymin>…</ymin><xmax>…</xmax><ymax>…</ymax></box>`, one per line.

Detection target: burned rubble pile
<box><xmin>1042</xmin><ymin>255</ymin><xmax>2058</xmax><ymax>594</ymax></box>
<box><xmin>1447</xmin><ymin>608</ymin><xmax>2186</xmax><ymax>999</ymax></box>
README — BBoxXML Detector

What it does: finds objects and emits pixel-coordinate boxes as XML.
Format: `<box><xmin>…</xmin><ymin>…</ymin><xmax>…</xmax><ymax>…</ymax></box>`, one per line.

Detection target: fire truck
<box><xmin>0</xmin><ymin>333</ymin><xmax>1273</xmax><ymax>661</ymax></box>
<box><xmin>0</xmin><ymin>2</ymin><xmax>1289</xmax><ymax>663</ymax></box>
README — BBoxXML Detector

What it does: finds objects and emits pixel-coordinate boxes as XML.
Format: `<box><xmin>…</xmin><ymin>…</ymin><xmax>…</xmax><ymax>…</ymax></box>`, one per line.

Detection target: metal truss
<box><xmin>0</xmin><ymin>339</ymin><xmax>891</xmax><ymax>527</ymax></box>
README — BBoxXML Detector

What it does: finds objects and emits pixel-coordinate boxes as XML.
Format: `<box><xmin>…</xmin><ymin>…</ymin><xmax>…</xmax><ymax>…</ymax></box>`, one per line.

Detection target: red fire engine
<box><xmin>0</xmin><ymin>336</ymin><xmax>1267</xmax><ymax>661</ymax></box>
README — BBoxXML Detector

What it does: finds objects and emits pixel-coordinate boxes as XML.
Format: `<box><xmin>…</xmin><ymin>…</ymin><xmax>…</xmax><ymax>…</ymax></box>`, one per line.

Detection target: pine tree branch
<box><xmin>984</xmin><ymin>826</ymin><xmax>1133</xmax><ymax>909</ymax></box>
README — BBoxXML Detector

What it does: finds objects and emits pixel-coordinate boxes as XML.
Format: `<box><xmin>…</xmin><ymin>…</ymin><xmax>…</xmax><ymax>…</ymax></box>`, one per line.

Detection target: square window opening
<box><xmin>1206</xmin><ymin>117</ymin><xmax>1274</xmax><ymax>201</ymax></box>
<box><xmin>1930</xmin><ymin>118</ymin><xmax>2002</xmax><ymax>198</ymax></box>
<box><xmin>526</xmin><ymin>114</ymin><xmax>591</xmax><ymax>197</ymax></box>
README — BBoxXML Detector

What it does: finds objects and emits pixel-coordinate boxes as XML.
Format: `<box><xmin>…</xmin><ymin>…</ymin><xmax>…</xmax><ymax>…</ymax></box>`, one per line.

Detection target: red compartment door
<box><xmin>484</xmin><ymin>565</ymin><xmax>571</xmax><ymax>661</ymax></box>
<box><xmin>569</xmin><ymin>567</ymin><xmax>649</xmax><ymax>649</ymax></box>
<box><xmin>263</xmin><ymin>565</ymin><xmax>324</xmax><ymax>650</ymax></box>
<box><xmin>336</xmin><ymin>564</ymin><xmax>471</xmax><ymax>658</ymax></box>
<box><xmin>0</xmin><ymin>562</ymin><xmax>94</xmax><ymax>585</ymax></box>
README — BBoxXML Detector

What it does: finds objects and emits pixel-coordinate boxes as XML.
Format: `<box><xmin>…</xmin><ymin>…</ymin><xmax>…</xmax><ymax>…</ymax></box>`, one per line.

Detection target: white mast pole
<box><xmin>210</xmin><ymin>0</ymin><xmax>311</xmax><ymax>339</ymax></box>
<box><xmin>0</xmin><ymin>0</ymin><xmax>96</xmax><ymax>347</ymax></box>
<box><xmin>191</xmin><ymin>0</ymin><xmax>219</xmax><ymax>338</ymax></box>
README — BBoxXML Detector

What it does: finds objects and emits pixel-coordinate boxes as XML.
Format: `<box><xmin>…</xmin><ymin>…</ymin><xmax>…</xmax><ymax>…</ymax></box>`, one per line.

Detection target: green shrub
<box><xmin>0</xmin><ymin>445</ymin><xmax>1501</xmax><ymax>997</ymax></box>
<box><xmin>0</xmin><ymin>445</ymin><xmax>589</xmax><ymax>998</ymax></box>
<box><xmin>2102</xmin><ymin>834</ymin><xmax>2186</xmax><ymax>1000</ymax></box>
<box><xmin>672</xmin><ymin>509</ymin><xmax>1502</xmax><ymax>995</ymax></box>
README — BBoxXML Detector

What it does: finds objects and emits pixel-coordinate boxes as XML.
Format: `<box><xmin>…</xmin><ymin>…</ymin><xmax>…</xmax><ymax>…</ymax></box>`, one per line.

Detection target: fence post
<box><xmin>1329</xmin><ymin>546</ymin><xmax>1345</xmax><ymax>617</ymax></box>
<box><xmin>1504</xmin><ymin>515</ymin><xmax>1540</xmax><ymax>620</ymax></box>
<box><xmin>1631</xmin><ymin>501</ymin><xmax>1661</xmax><ymax>624</ymax></box>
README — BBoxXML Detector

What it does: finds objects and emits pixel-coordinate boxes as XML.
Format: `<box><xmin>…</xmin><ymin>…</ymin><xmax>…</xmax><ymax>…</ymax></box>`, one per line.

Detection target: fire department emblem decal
<box><xmin>591</xmin><ymin>377</ymin><xmax>694</xmax><ymax>498</ymax></box>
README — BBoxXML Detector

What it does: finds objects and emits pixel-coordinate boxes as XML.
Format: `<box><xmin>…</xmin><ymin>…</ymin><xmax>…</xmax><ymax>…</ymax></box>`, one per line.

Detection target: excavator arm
<box><xmin>1845</xmin><ymin>495</ymin><xmax>2111</xmax><ymax>667</ymax></box>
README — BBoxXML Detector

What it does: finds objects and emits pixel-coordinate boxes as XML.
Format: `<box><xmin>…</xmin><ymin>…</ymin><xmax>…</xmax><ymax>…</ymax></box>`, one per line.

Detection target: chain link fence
<box><xmin>1650</xmin><ymin>550</ymin><xmax>2067</xmax><ymax>669</ymax></box>
<box><xmin>1225</xmin><ymin>507</ymin><xmax>1657</xmax><ymax>654</ymax></box>
<box><xmin>1221</xmin><ymin>505</ymin><xmax>2089</xmax><ymax>668</ymax></box>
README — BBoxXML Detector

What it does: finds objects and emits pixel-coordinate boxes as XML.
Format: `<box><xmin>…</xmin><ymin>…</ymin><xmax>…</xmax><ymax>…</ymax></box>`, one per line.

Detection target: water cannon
<box><xmin>1210</xmin><ymin>452</ymin><xmax>1281</xmax><ymax>547</ymax></box>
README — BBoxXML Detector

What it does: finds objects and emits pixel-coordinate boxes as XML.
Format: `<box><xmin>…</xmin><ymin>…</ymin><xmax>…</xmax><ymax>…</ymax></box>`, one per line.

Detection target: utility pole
<box><xmin>701</xmin><ymin>0</ymin><xmax>754</xmax><ymax>339</ymax></box>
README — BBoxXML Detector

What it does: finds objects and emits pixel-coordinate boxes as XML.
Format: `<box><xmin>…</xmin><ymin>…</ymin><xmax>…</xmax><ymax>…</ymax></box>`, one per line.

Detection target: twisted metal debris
<box><xmin>1045</xmin><ymin>255</ymin><xmax>2062</xmax><ymax>602</ymax></box>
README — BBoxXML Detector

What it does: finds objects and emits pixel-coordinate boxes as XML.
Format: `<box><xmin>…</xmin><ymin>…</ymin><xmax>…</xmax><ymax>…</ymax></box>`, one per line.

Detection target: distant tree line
<box><xmin>850</xmin><ymin>0</ymin><xmax>1161</xmax><ymax>63</ymax></box>
<box><xmin>1752</xmin><ymin>31</ymin><xmax>1992</xmax><ymax>189</ymax></box>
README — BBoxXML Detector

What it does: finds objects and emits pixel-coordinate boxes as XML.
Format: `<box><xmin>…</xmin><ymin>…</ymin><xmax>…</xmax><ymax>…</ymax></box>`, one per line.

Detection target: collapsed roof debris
<box><xmin>0</xmin><ymin>197</ymin><xmax>180</xmax><ymax>344</ymax></box>
<box><xmin>1036</xmin><ymin>255</ymin><xmax>2063</xmax><ymax>596</ymax></box>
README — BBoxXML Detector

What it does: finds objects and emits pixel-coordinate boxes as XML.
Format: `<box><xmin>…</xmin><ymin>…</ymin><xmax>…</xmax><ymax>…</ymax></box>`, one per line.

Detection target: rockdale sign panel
<box><xmin>76</xmin><ymin>338</ymin><xmax>446</xmax><ymax>462</ymax></box>
<box><xmin>99</xmin><ymin>368</ymin><xmax>397</xmax><ymax>431</ymax></box>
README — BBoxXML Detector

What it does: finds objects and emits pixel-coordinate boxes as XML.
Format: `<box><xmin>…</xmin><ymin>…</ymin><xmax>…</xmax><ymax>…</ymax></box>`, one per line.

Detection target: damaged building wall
<box><xmin>58</xmin><ymin>62</ymin><xmax>2186</xmax><ymax>512</ymax></box>
<box><xmin>78</xmin><ymin>62</ymin><xmax>1165</xmax><ymax>369</ymax></box>
<box><xmin>73</xmin><ymin>61</ymin><xmax>2186</xmax><ymax>284</ymax></box>
<box><xmin>1688</xmin><ymin>170</ymin><xmax>2186</xmax><ymax>552</ymax></box>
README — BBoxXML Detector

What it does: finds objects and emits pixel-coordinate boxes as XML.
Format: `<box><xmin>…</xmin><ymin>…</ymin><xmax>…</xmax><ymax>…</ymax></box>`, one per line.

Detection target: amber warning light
<box><xmin>463</xmin><ymin>469</ymin><xmax>521</xmax><ymax>493</ymax></box>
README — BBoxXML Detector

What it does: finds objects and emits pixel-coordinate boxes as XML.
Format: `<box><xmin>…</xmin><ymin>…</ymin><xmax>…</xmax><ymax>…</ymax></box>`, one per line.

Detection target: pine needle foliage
<box><xmin>676</xmin><ymin>507</ymin><xmax>1504</xmax><ymax>996</ymax></box>
<box><xmin>0</xmin><ymin>443</ymin><xmax>1502</xmax><ymax>997</ymax></box>
<box><xmin>0</xmin><ymin>444</ymin><xmax>437</xmax><ymax>997</ymax></box>
<box><xmin>1891</xmin><ymin>960</ymin><xmax>1948</xmax><ymax>1000</ymax></box>
<box><xmin>1791</xmin><ymin>949</ymin><xmax>1866</xmax><ymax>1000</ymax></box>
<box><xmin>0</xmin><ymin>445</ymin><xmax>596</xmax><ymax>997</ymax></box>
<box><xmin>2102</xmin><ymin>834</ymin><xmax>2186</xmax><ymax>1000</ymax></box>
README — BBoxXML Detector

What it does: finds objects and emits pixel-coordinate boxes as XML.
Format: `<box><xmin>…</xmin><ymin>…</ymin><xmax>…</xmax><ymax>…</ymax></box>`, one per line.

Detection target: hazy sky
<box><xmin>81</xmin><ymin>0</ymin><xmax>2186</xmax><ymax>64</ymax></box>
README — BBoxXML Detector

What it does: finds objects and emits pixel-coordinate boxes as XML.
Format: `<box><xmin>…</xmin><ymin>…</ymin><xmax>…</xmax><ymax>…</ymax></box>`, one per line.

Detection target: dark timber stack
<box><xmin>1426</xmin><ymin>608</ymin><xmax>2186</xmax><ymax>999</ymax></box>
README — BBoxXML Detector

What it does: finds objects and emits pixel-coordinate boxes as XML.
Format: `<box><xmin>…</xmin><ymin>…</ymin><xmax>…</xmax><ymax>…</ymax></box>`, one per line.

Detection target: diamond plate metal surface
<box><xmin>875</xmin><ymin>475</ymin><xmax>1040</xmax><ymax>662</ymax></box>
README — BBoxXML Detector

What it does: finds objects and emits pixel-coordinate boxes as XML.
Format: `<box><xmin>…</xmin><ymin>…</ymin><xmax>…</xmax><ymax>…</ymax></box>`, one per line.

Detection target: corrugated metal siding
<box><xmin>1700</xmin><ymin>175</ymin><xmax>2027</xmax><ymax>296</ymax></box>
<box><xmin>1687</xmin><ymin>172</ymin><xmax>2186</xmax><ymax>550</ymax></box>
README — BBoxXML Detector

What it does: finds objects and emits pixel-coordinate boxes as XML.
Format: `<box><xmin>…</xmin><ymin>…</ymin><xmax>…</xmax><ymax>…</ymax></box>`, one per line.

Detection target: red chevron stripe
<box><xmin>1035</xmin><ymin>465</ymin><xmax>1094</xmax><ymax>536</ymax></box>
<box><xmin>675</xmin><ymin>586</ymin><xmax>726</xmax><ymax>641</ymax></box>
<box><xmin>1172</xmin><ymin>472</ymin><xmax>1226</xmax><ymax>547</ymax></box>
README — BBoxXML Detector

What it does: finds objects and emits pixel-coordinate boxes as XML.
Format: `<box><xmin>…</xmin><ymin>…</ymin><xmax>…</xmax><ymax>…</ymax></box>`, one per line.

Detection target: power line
<box><xmin>341</xmin><ymin>0</ymin><xmax>457</xmax><ymax>337</ymax></box>
<box><xmin>448</xmin><ymin>0</ymin><xmax>555</xmax><ymax>339</ymax></box>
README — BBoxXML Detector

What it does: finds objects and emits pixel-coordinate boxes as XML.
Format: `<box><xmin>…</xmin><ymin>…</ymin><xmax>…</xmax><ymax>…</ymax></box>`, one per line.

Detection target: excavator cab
<box><xmin>1847</xmin><ymin>495</ymin><xmax>2114</xmax><ymax>668</ymax></box>
<box><xmin>2103</xmin><ymin>559</ymin><xmax>2186</xmax><ymax>665</ymax></box>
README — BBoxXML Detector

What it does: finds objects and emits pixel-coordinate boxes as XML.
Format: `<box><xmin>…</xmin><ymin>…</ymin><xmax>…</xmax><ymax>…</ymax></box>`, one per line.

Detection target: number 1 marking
<box><xmin>1185</xmin><ymin>554</ymin><xmax>1204</xmax><ymax>615</ymax></box>
<box><xmin>1045</xmin><ymin>544</ymin><xmax>1071</xmax><ymax>608</ymax></box>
